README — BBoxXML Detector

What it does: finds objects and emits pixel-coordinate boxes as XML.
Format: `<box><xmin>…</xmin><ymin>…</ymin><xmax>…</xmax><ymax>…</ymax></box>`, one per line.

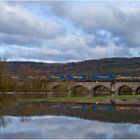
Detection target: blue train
<box><xmin>49</xmin><ymin>74</ymin><xmax>88</xmax><ymax>81</ymax></box>
<box><xmin>93</xmin><ymin>74</ymin><xmax>116</xmax><ymax>81</ymax></box>
<box><xmin>49</xmin><ymin>75</ymin><xmax>66</xmax><ymax>80</ymax></box>
<box><xmin>49</xmin><ymin>74</ymin><xmax>117</xmax><ymax>81</ymax></box>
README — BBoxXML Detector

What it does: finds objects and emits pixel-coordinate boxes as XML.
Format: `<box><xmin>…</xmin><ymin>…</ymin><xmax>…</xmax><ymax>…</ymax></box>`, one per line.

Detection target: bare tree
<box><xmin>0</xmin><ymin>57</ymin><xmax>5</xmax><ymax>86</ymax></box>
<box><xmin>40</xmin><ymin>76</ymin><xmax>49</xmax><ymax>95</ymax></box>
<box><xmin>18</xmin><ymin>65</ymin><xmax>33</xmax><ymax>94</ymax></box>
<box><xmin>0</xmin><ymin>57</ymin><xmax>9</xmax><ymax>92</ymax></box>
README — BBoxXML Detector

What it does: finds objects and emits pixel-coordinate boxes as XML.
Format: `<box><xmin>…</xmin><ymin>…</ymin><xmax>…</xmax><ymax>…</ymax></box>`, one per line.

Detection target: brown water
<box><xmin>0</xmin><ymin>94</ymin><xmax>140</xmax><ymax>139</ymax></box>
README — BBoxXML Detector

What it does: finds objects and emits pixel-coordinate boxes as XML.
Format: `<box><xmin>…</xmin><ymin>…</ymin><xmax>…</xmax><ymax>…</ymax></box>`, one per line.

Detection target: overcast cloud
<box><xmin>0</xmin><ymin>1</ymin><xmax>140</xmax><ymax>62</ymax></box>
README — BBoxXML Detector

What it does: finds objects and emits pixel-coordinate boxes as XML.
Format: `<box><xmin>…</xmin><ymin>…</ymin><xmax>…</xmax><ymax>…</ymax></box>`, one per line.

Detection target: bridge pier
<box><xmin>112</xmin><ymin>90</ymin><xmax>118</xmax><ymax>96</ymax></box>
<box><xmin>132</xmin><ymin>90</ymin><xmax>136</xmax><ymax>95</ymax></box>
<box><xmin>47</xmin><ymin>81</ymin><xmax>140</xmax><ymax>97</ymax></box>
<box><xmin>47</xmin><ymin>92</ymin><xmax>53</xmax><ymax>97</ymax></box>
<box><xmin>68</xmin><ymin>90</ymin><xmax>72</xmax><ymax>97</ymax></box>
<box><xmin>88</xmin><ymin>90</ymin><xmax>93</xmax><ymax>97</ymax></box>
<box><xmin>110</xmin><ymin>81</ymin><xmax>116</xmax><ymax>96</ymax></box>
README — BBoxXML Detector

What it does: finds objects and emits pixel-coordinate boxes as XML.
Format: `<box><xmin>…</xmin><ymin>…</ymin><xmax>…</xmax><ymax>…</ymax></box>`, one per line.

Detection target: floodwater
<box><xmin>1</xmin><ymin>115</ymin><xmax>140</xmax><ymax>139</ymax></box>
<box><xmin>0</xmin><ymin>94</ymin><xmax>140</xmax><ymax>139</ymax></box>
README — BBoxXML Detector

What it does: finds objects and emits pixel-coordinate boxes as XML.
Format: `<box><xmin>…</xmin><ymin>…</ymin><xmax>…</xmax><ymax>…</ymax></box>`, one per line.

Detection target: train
<box><xmin>11</xmin><ymin>74</ymin><xmax>140</xmax><ymax>81</ymax></box>
<box><xmin>49</xmin><ymin>74</ymin><xmax>118</xmax><ymax>81</ymax></box>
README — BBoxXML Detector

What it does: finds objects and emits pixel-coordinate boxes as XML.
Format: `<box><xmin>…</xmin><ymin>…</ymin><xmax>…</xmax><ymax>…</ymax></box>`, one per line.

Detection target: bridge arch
<box><xmin>71</xmin><ymin>85</ymin><xmax>89</xmax><ymax>97</ymax></box>
<box><xmin>93</xmin><ymin>85</ymin><xmax>111</xmax><ymax>96</ymax></box>
<box><xmin>117</xmin><ymin>85</ymin><xmax>133</xmax><ymax>95</ymax></box>
<box><xmin>136</xmin><ymin>87</ymin><xmax>140</xmax><ymax>95</ymax></box>
<box><xmin>51</xmin><ymin>85</ymin><xmax>68</xmax><ymax>97</ymax></box>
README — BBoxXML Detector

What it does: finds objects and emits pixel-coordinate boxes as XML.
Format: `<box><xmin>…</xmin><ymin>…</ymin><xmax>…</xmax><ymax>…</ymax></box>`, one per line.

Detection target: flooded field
<box><xmin>0</xmin><ymin>94</ymin><xmax>140</xmax><ymax>139</ymax></box>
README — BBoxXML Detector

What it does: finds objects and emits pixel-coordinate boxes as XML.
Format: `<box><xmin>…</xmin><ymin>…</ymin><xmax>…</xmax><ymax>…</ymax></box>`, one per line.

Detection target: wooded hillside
<box><xmin>6</xmin><ymin>57</ymin><xmax>140</xmax><ymax>77</ymax></box>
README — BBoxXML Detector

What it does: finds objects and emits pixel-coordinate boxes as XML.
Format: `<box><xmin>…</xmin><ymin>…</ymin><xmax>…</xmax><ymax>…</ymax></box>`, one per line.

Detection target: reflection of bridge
<box><xmin>42</xmin><ymin>80</ymin><xmax>140</xmax><ymax>97</ymax></box>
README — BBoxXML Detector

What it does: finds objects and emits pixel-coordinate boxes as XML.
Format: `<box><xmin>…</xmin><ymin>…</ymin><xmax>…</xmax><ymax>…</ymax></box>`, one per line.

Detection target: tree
<box><xmin>40</xmin><ymin>76</ymin><xmax>50</xmax><ymax>95</ymax></box>
<box><xmin>0</xmin><ymin>57</ymin><xmax>5</xmax><ymax>88</ymax></box>
<box><xmin>18</xmin><ymin>65</ymin><xmax>34</xmax><ymax>94</ymax></box>
<box><xmin>0</xmin><ymin>57</ymin><xmax>9</xmax><ymax>92</ymax></box>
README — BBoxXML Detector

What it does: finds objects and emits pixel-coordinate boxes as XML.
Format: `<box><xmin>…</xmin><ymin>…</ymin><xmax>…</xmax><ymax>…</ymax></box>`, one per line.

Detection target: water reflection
<box><xmin>0</xmin><ymin>94</ymin><xmax>140</xmax><ymax>138</ymax></box>
<box><xmin>19</xmin><ymin>116</ymin><xmax>31</xmax><ymax>122</ymax></box>
<box><xmin>0</xmin><ymin>116</ymin><xmax>12</xmax><ymax>128</ymax></box>
<box><xmin>0</xmin><ymin>115</ymin><xmax>140</xmax><ymax>139</ymax></box>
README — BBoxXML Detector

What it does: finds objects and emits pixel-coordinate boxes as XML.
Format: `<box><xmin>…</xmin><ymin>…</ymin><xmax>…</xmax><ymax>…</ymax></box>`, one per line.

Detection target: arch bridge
<box><xmin>42</xmin><ymin>80</ymin><xmax>140</xmax><ymax>97</ymax></box>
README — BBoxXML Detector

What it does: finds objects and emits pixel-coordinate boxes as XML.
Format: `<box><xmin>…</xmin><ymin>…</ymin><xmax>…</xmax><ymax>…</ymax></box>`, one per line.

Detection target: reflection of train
<box><xmin>11</xmin><ymin>76</ymin><xmax>34</xmax><ymax>80</ymax></box>
<box><xmin>49</xmin><ymin>74</ymin><xmax>117</xmax><ymax>81</ymax></box>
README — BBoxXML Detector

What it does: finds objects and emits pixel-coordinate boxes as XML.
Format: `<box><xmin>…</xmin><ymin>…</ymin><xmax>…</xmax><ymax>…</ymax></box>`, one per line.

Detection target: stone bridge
<box><xmin>41</xmin><ymin>80</ymin><xmax>140</xmax><ymax>97</ymax></box>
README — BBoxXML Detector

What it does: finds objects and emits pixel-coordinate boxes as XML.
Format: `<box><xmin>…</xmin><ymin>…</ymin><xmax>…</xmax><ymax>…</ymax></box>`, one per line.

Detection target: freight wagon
<box><xmin>66</xmin><ymin>75</ymin><xmax>88</xmax><ymax>81</ymax></box>
<box><xmin>49</xmin><ymin>74</ymin><xmax>116</xmax><ymax>81</ymax></box>
<box><xmin>93</xmin><ymin>74</ymin><xmax>115</xmax><ymax>81</ymax></box>
<box><xmin>49</xmin><ymin>75</ymin><xmax>65</xmax><ymax>80</ymax></box>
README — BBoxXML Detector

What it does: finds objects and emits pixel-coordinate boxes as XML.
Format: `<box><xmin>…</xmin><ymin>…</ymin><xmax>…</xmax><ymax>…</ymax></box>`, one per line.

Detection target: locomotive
<box><xmin>49</xmin><ymin>74</ymin><xmax>117</xmax><ymax>81</ymax></box>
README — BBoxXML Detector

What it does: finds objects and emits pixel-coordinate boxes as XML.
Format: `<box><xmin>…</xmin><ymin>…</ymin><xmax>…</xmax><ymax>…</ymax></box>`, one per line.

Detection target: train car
<box><xmin>49</xmin><ymin>75</ymin><xmax>65</xmax><ymax>80</ymax></box>
<box><xmin>66</xmin><ymin>75</ymin><xmax>88</xmax><ymax>81</ymax></box>
<box><xmin>115</xmin><ymin>75</ymin><xmax>121</xmax><ymax>79</ymax></box>
<box><xmin>93</xmin><ymin>74</ymin><xmax>115</xmax><ymax>81</ymax></box>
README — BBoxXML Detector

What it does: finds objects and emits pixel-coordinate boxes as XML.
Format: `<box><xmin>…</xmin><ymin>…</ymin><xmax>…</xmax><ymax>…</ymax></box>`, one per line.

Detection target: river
<box><xmin>0</xmin><ymin>94</ymin><xmax>140</xmax><ymax>139</ymax></box>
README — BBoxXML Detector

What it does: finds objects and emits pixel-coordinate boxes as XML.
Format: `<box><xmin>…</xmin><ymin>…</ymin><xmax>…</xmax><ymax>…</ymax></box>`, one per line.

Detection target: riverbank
<box><xmin>19</xmin><ymin>95</ymin><xmax>140</xmax><ymax>103</ymax></box>
<box><xmin>17</xmin><ymin>95</ymin><xmax>140</xmax><ymax>111</ymax></box>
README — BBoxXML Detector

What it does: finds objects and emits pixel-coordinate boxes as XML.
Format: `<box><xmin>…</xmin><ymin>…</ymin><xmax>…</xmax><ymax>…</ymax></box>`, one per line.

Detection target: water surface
<box><xmin>0</xmin><ymin>115</ymin><xmax>140</xmax><ymax>139</ymax></box>
<box><xmin>0</xmin><ymin>94</ymin><xmax>140</xmax><ymax>139</ymax></box>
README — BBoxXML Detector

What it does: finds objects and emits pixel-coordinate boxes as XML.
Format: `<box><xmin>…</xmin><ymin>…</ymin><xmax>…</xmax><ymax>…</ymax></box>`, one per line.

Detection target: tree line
<box><xmin>0</xmin><ymin>58</ymin><xmax>49</xmax><ymax>93</ymax></box>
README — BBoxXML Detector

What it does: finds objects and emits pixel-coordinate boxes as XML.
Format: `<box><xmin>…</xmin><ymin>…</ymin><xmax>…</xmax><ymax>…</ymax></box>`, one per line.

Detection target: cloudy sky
<box><xmin>0</xmin><ymin>0</ymin><xmax>140</xmax><ymax>63</ymax></box>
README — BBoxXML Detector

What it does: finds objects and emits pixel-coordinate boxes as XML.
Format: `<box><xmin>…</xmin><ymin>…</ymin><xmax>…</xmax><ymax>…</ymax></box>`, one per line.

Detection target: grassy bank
<box><xmin>19</xmin><ymin>95</ymin><xmax>140</xmax><ymax>103</ymax></box>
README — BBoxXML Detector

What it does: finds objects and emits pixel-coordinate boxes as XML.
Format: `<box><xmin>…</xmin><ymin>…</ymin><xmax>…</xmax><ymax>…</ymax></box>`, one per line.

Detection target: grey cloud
<box><xmin>47</xmin><ymin>2</ymin><xmax>140</xmax><ymax>48</ymax></box>
<box><xmin>1</xmin><ymin>45</ymin><xmax>74</xmax><ymax>62</ymax></box>
<box><xmin>0</xmin><ymin>33</ymin><xmax>43</xmax><ymax>46</ymax></box>
<box><xmin>72</xmin><ymin>4</ymin><xmax>140</xmax><ymax>47</ymax></box>
<box><xmin>0</xmin><ymin>2</ymin><xmax>64</xmax><ymax>39</ymax></box>
<box><xmin>0</xmin><ymin>1</ymin><xmax>139</xmax><ymax>62</ymax></box>
<box><xmin>0</xmin><ymin>33</ymin><xmax>132</xmax><ymax>63</ymax></box>
<box><xmin>39</xmin><ymin>1</ymin><xmax>72</xmax><ymax>17</ymax></box>
<box><xmin>0</xmin><ymin>131</ymin><xmax>41</xmax><ymax>139</ymax></box>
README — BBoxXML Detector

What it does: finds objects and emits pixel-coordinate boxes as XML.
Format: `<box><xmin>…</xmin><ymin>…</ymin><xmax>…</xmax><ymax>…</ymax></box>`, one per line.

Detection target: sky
<box><xmin>0</xmin><ymin>0</ymin><xmax>140</xmax><ymax>63</ymax></box>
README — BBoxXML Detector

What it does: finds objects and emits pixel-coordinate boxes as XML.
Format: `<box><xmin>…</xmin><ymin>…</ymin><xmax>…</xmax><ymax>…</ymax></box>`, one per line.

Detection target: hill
<box><xmin>6</xmin><ymin>57</ymin><xmax>140</xmax><ymax>77</ymax></box>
